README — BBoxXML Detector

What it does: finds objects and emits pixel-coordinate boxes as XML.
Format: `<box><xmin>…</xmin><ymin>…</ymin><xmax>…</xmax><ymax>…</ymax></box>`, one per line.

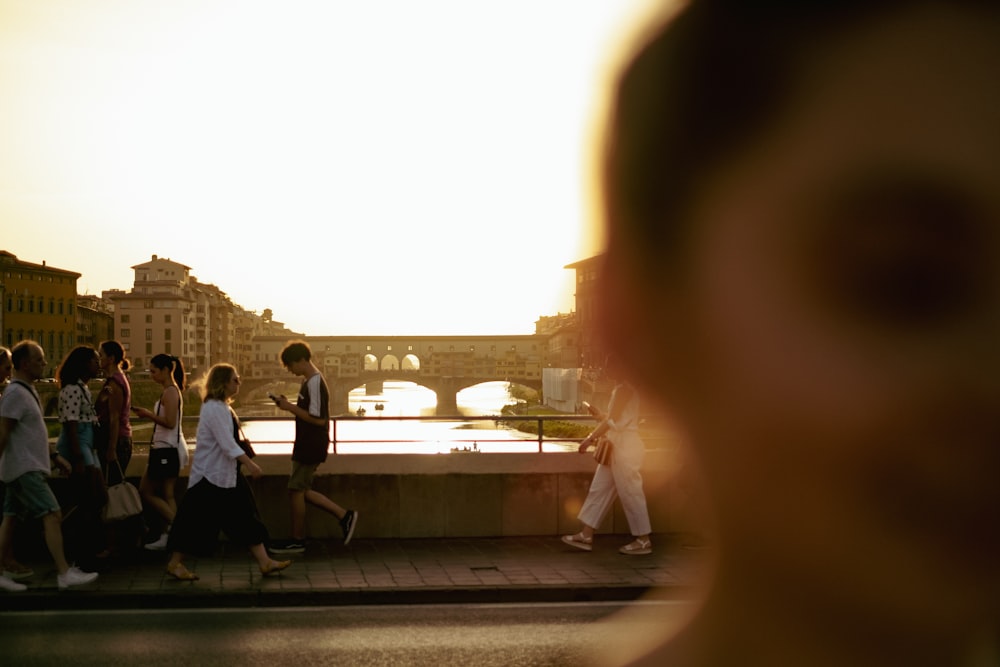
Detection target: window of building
<box><xmin>146</xmin><ymin>343</ymin><xmax>153</xmax><ymax>354</ymax></box>
<box><xmin>164</xmin><ymin>329</ymin><xmax>172</xmax><ymax>340</ymax></box>
<box><xmin>145</xmin><ymin>314</ymin><xmax>153</xmax><ymax>323</ymax></box>
<box><xmin>164</xmin><ymin>314</ymin><xmax>171</xmax><ymax>323</ymax></box>
<box><xmin>121</xmin><ymin>314</ymin><xmax>130</xmax><ymax>324</ymax></box>
<box><xmin>121</xmin><ymin>328</ymin><xmax>131</xmax><ymax>337</ymax></box>
<box><xmin>144</xmin><ymin>300</ymin><xmax>154</xmax><ymax>309</ymax></box>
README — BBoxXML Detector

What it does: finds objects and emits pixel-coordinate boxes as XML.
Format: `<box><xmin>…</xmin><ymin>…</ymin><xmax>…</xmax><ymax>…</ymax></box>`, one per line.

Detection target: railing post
<box><xmin>331</xmin><ymin>418</ymin><xmax>337</xmax><ymax>455</ymax></box>
<box><xmin>537</xmin><ymin>417</ymin><xmax>543</xmax><ymax>453</ymax></box>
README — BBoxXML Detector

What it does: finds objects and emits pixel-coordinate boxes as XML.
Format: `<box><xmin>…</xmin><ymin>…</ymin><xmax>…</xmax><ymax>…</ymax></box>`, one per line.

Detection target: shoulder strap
<box><xmin>8</xmin><ymin>379</ymin><xmax>41</xmax><ymax>409</ymax></box>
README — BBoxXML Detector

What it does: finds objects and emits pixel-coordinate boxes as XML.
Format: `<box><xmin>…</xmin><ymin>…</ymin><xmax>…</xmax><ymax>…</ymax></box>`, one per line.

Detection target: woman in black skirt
<box><xmin>165</xmin><ymin>363</ymin><xmax>290</xmax><ymax>580</ymax></box>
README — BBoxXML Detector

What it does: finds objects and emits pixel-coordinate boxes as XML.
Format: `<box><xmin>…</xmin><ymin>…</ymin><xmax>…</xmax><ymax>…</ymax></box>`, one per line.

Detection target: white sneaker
<box><xmin>58</xmin><ymin>566</ymin><xmax>98</xmax><ymax>589</ymax></box>
<box><xmin>0</xmin><ymin>574</ymin><xmax>27</xmax><ymax>592</ymax></box>
<box><xmin>144</xmin><ymin>532</ymin><xmax>169</xmax><ymax>551</ymax></box>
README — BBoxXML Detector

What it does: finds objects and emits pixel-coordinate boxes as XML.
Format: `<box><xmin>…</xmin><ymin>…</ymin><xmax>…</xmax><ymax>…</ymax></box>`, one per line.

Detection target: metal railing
<box><xmin>48</xmin><ymin>413</ymin><xmax>599</xmax><ymax>454</ymax></box>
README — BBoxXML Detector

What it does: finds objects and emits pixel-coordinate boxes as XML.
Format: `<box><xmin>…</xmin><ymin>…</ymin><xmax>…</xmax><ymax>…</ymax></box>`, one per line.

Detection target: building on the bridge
<box><xmin>0</xmin><ymin>251</ymin><xmax>81</xmax><ymax>373</ymax></box>
<box><xmin>536</xmin><ymin>311</ymin><xmax>581</xmax><ymax>369</ymax></box>
<box><xmin>563</xmin><ymin>255</ymin><xmax>602</xmax><ymax>372</ymax></box>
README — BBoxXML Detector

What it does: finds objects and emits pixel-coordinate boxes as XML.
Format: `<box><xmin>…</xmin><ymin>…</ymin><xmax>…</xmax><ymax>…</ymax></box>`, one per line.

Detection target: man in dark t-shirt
<box><xmin>269</xmin><ymin>340</ymin><xmax>357</xmax><ymax>554</ymax></box>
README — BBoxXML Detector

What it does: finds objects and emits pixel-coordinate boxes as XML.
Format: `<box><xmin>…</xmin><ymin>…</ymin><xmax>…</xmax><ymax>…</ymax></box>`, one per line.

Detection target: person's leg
<box><xmin>248</xmin><ymin>542</ymin><xmax>291</xmax><ymax>575</ymax></box>
<box><xmin>41</xmin><ymin>511</ymin><xmax>70</xmax><ymax>574</ymax></box>
<box><xmin>563</xmin><ymin>465</ymin><xmax>618</xmax><ymax>551</ymax></box>
<box><xmin>611</xmin><ymin>445</ymin><xmax>653</xmax><ymax>554</ymax></box>
<box><xmin>304</xmin><ymin>488</ymin><xmax>346</xmax><ymax>519</ymax></box>
<box><xmin>0</xmin><ymin>514</ymin><xmax>26</xmax><ymax>591</ymax></box>
<box><xmin>288</xmin><ymin>489</ymin><xmax>307</xmax><ymax>540</ymax></box>
<box><xmin>165</xmin><ymin>551</ymin><xmax>197</xmax><ymax>580</ymax></box>
<box><xmin>577</xmin><ymin>464</ymin><xmax>619</xmax><ymax>534</ymax></box>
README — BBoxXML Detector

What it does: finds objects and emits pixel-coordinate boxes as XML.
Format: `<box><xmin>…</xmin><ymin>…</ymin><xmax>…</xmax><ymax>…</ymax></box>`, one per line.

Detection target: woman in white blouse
<box><xmin>165</xmin><ymin>364</ymin><xmax>290</xmax><ymax>581</ymax></box>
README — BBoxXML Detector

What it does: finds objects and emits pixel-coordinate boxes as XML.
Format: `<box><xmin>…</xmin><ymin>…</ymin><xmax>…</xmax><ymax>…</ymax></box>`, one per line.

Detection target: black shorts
<box><xmin>147</xmin><ymin>447</ymin><xmax>180</xmax><ymax>480</ymax></box>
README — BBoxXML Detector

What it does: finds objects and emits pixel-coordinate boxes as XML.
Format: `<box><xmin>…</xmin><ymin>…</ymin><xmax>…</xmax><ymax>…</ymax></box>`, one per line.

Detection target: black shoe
<box><xmin>270</xmin><ymin>540</ymin><xmax>306</xmax><ymax>554</ymax></box>
<box><xmin>340</xmin><ymin>510</ymin><xmax>358</xmax><ymax>546</ymax></box>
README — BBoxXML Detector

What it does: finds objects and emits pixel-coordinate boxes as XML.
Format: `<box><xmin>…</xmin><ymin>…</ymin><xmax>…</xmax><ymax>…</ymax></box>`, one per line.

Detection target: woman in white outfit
<box><xmin>562</xmin><ymin>378</ymin><xmax>652</xmax><ymax>555</ymax></box>
<box><xmin>133</xmin><ymin>353</ymin><xmax>189</xmax><ymax>551</ymax></box>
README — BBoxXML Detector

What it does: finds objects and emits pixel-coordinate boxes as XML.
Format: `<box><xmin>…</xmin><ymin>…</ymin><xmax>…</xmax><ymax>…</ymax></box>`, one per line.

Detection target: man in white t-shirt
<box><xmin>0</xmin><ymin>341</ymin><xmax>98</xmax><ymax>590</ymax></box>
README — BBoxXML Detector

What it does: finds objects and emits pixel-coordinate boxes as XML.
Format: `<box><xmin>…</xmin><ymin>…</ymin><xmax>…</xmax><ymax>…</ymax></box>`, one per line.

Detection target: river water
<box><xmin>240</xmin><ymin>380</ymin><xmax>579</xmax><ymax>455</ymax></box>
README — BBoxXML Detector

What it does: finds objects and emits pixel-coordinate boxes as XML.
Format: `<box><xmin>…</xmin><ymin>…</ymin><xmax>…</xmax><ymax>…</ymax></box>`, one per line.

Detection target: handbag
<box><xmin>232</xmin><ymin>412</ymin><xmax>256</xmax><ymax>459</ymax></box>
<box><xmin>101</xmin><ymin>461</ymin><xmax>142</xmax><ymax>522</ymax></box>
<box><xmin>593</xmin><ymin>435</ymin><xmax>613</xmax><ymax>466</ymax></box>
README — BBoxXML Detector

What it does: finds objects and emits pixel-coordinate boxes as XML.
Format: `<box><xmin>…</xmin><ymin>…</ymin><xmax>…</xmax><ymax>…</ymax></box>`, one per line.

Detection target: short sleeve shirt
<box><xmin>58</xmin><ymin>381</ymin><xmax>98</xmax><ymax>425</ymax></box>
<box><xmin>0</xmin><ymin>381</ymin><xmax>50</xmax><ymax>483</ymax></box>
<box><xmin>291</xmin><ymin>373</ymin><xmax>329</xmax><ymax>465</ymax></box>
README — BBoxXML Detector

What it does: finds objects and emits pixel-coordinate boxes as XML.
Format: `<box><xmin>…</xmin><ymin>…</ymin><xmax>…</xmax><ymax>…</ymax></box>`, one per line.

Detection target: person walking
<box><xmin>0</xmin><ymin>345</ymin><xmax>33</xmax><ymax>588</ymax></box>
<box><xmin>561</xmin><ymin>373</ymin><xmax>652</xmax><ymax>556</ymax></box>
<box><xmin>94</xmin><ymin>340</ymin><xmax>134</xmax><ymax>557</ymax></box>
<box><xmin>132</xmin><ymin>354</ymin><xmax>189</xmax><ymax>551</ymax></box>
<box><xmin>54</xmin><ymin>345</ymin><xmax>106</xmax><ymax>566</ymax></box>
<box><xmin>270</xmin><ymin>340</ymin><xmax>357</xmax><ymax>554</ymax></box>
<box><xmin>164</xmin><ymin>363</ymin><xmax>290</xmax><ymax>581</ymax></box>
<box><xmin>0</xmin><ymin>341</ymin><xmax>98</xmax><ymax>590</ymax></box>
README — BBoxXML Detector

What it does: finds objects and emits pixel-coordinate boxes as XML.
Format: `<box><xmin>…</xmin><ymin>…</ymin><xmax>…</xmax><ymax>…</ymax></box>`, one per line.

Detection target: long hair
<box><xmin>99</xmin><ymin>340</ymin><xmax>131</xmax><ymax>372</ymax></box>
<box><xmin>202</xmin><ymin>363</ymin><xmax>237</xmax><ymax>402</ymax></box>
<box><xmin>150</xmin><ymin>353</ymin><xmax>186</xmax><ymax>390</ymax></box>
<box><xmin>57</xmin><ymin>345</ymin><xmax>98</xmax><ymax>387</ymax></box>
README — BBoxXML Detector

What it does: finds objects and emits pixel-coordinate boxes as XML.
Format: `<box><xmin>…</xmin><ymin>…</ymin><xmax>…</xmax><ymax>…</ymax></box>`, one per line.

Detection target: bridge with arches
<box><xmin>246</xmin><ymin>333</ymin><xmax>550</xmax><ymax>415</ymax></box>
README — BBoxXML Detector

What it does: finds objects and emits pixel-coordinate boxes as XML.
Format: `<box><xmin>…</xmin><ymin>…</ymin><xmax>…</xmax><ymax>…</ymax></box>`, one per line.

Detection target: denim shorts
<box><xmin>56</xmin><ymin>421</ymin><xmax>99</xmax><ymax>468</ymax></box>
<box><xmin>3</xmin><ymin>471</ymin><xmax>61</xmax><ymax>520</ymax></box>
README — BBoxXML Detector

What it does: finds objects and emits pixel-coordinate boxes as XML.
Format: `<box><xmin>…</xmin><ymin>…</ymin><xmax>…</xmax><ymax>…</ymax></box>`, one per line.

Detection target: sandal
<box><xmin>561</xmin><ymin>532</ymin><xmax>593</xmax><ymax>552</ymax></box>
<box><xmin>260</xmin><ymin>559</ymin><xmax>292</xmax><ymax>576</ymax></box>
<box><xmin>619</xmin><ymin>538</ymin><xmax>652</xmax><ymax>556</ymax></box>
<box><xmin>165</xmin><ymin>563</ymin><xmax>199</xmax><ymax>581</ymax></box>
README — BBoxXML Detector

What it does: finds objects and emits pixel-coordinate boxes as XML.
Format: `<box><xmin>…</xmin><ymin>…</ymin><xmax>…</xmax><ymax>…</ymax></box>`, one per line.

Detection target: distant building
<box><xmin>104</xmin><ymin>255</ymin><xmax>299</xmax><ymax>378</ymax></box>
<box><xmin>563</xmin><ymin>256</ymin><xmax>602</xmax><ymax>371</ymax></box>
<box><xmin>76</xmin><ymin>294</ymin><xmax>115</xmax><ymax>348</ymax></box>
<box><xmin>536</xmin><ymin>312</ymin><xmax>580</xmax><ymax>369</ymax></box>
<box><xmin>0</xmin><ymin>251</ymin><xmax>81</xmax><ymax>373</ymax></box>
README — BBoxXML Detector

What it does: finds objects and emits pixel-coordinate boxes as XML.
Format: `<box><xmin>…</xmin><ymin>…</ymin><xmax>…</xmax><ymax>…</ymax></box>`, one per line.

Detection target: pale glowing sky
<box><xmin>0</xmin><ymin>0</ymin><xmax>661</xmax><ymax>335</ymax></box>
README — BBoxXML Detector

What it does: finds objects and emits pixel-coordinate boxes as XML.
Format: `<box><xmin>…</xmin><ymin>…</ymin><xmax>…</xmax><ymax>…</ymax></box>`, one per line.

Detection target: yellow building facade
<box><xmin>1</xmin><ymin>251</ymin><xmax>81</xmax><ymax>373</ymax></box>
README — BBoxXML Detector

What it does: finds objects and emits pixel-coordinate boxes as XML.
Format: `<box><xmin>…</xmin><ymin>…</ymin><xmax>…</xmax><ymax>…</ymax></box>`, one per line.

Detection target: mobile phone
<box><xmin>268</xmin><ymin>392</ymin><xmax>280</xmax><ymax>403</ymax></box>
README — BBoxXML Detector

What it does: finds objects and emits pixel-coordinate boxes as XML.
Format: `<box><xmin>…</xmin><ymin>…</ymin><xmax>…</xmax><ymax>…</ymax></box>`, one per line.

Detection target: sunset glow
<box><xmin>0</xmin><ymin>0</ymin><xmax>660</xmax><ymax>335</ymax></box>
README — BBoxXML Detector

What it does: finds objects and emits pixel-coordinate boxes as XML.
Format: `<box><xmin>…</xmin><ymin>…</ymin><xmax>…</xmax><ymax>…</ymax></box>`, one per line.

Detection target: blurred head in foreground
<box><xmin>598</xmin><ymin>0</ymin><xmax>1000</xmax><ymax>664</ymax></box>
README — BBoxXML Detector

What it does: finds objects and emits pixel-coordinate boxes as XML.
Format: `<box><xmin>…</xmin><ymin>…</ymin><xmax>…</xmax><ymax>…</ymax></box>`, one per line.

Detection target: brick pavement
<box><xmin>0</xmin><ymin>534</ymin><xmax>704</xmax><ymax>611</ymax></box>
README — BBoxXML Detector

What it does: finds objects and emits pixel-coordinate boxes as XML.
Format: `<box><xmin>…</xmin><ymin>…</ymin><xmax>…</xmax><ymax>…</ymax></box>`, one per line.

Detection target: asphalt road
<box><xmin>0</xmin><ymin>601</ymin><xmax>688</xmax><ymax>666</ymax></box>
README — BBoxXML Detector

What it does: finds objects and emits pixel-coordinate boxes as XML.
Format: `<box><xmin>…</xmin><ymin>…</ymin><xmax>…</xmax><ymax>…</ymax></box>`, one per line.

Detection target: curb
<box><xmin>0</xmin><ymin>583</ymin><xmax>693</xmax><ymax>612</ymax></box>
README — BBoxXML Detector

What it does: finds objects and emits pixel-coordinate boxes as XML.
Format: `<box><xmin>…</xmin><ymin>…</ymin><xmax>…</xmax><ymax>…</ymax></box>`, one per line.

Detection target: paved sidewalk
<box><xmin>0</xmin><ymin>534</ymin><xmax>704</xmax><ymax>611</ymax></box>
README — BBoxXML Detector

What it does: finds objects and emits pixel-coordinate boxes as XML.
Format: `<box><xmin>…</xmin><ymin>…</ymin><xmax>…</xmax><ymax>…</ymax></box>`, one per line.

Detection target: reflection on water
<box><xmin>240</xmin><ymin>381</ymin><xmax>576</xmax><ymax>455</ymax></box>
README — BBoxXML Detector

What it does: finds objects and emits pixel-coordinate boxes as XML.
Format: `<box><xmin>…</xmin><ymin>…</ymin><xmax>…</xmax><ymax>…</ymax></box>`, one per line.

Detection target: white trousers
<box><xmin>577</xmin><ymin>438</ymin><xmax>652</xmax><ymax>536</ymax></box>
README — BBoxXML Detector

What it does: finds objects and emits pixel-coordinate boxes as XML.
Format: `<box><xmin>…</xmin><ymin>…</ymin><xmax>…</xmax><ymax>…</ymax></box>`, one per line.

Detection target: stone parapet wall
<box><xmin>116</xmin><ymin>450</ymin><xmax>695</xmax><ymax>539</ymax></box>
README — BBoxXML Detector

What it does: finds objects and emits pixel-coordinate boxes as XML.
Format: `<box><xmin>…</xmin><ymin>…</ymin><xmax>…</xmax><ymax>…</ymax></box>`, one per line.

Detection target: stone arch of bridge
<box><xmin>328</xmin><ymin>372</ymin><xmax>542</xmax><ymax>416</ymax></box>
